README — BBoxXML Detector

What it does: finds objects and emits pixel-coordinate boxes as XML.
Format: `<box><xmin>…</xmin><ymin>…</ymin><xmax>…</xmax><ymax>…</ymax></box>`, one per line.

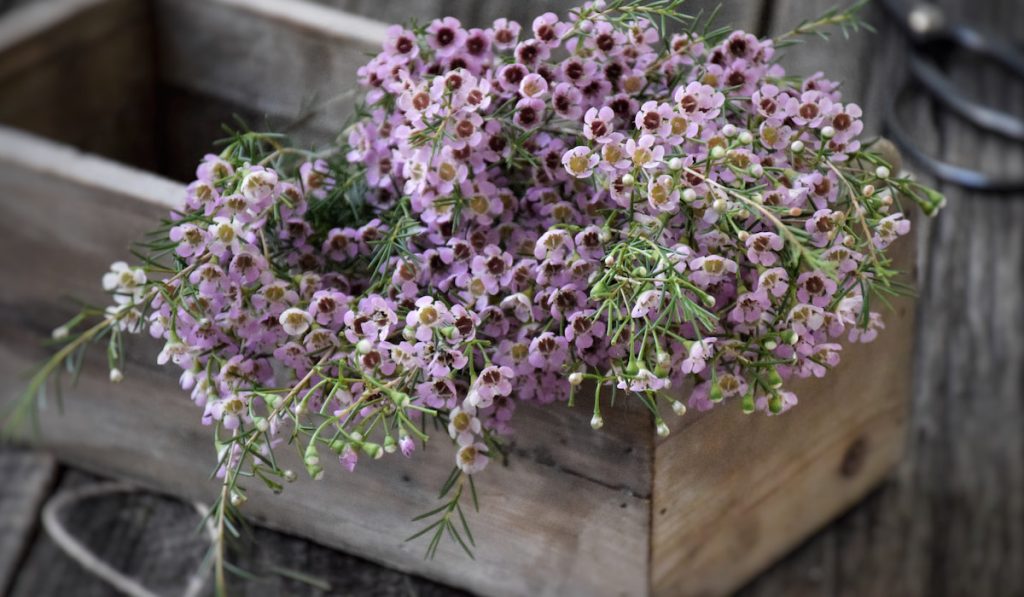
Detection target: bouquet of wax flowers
<box><xmin>12</xmin><ymin>0</ymin><xmax>943</xmax><ymax>586</ymax></box>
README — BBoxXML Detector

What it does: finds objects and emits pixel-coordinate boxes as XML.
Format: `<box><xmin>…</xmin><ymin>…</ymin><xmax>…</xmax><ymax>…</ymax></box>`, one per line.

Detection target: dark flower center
<box><xmin>436</xmin><ymin>28</ymin><xmax>455</xmax><ymax>46</ymax></box>
<box><xmin>799</xmin><ymin>103</ymin><xmax>819</xmax><ymax>120</ymax></box>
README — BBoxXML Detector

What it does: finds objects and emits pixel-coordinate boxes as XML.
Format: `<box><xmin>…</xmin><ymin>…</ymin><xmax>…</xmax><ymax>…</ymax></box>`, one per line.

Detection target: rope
<box><xmin>40</xmin><ymin>482</ymin><xmax>215</xmax><ymax>597</ymax></box>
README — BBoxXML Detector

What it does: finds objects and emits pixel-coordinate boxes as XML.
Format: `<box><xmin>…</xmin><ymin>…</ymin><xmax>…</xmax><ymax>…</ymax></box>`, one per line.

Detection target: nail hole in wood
<box><xmin>840</xmin><ymin>437</ymin><xmax>868</xmax><ymax>478</ymax></box>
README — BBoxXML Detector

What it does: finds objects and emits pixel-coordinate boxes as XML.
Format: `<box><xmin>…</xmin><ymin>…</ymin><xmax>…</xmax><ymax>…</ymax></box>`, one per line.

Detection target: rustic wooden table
<box><xmin>1</xmin><ymin>0</ymin><xmax>1022</xmax><ymax>595</ymax></box>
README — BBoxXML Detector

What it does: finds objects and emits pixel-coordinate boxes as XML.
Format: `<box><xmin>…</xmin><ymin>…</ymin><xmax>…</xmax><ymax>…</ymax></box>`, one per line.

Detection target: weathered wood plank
<box><xmin>9</xmin><ymin>470</ymin><xmax>212</xmax><ymax>597</ymax></box>
<box><xmin>10</xmin><ymin>469</ymin><xmax>465</xmax><ymax>597</ymax></box>
<box><xmin>652</xmin><ymin>233</ymin><xmax>915</xmax><ymax>597</ymax></box>
<box><xmin>0</xmin><ymin>449</ymin><xmax>58</xmax><ymax>595</ymax></box>
<box><xmin>326</xmin><ymin>0</ymin><xmax>764</xmax><ymax>37</ymax></box>
<box><xmin>152</xmin><ymin>0</ymin><xmax>388</xmax><ymax>181</ymax></box>
<box><xmin>767</xmin><ymin>0</ymin><xmax>884</xmax><ymax>115</ymax></box>
<box><xmin>0</xmin><ymin>0</ymin><xmax>157</xmax><ymax>169</ymax></box>
<box><xmin>901</xmin><ymin>1</ymin><xmax>1024</xmax><ymax>594</ymax></box>
<box><xmin>739</xmin><ymin>0</ymin><xmax>1024</xmax><ymax>595</ymax></box>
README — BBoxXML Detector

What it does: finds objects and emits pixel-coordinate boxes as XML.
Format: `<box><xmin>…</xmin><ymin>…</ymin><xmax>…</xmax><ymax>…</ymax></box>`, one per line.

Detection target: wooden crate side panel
<box><xmin>651</xmin><ymin>237</ymin><xmax>916</xmax><ymax>596</ymax></box>
<box><xmin>328</xmin><ymin>0</ymin><xmax>765</xmax><ymax>35</ymax></box>
<box><xmin>151</xmin><ymin>0</ymin><xmax>388</xmax><ymax>178</ymax></box>
<box><xmin>0</xmin><ymin>127</ymin><xmax>651</xmax><ymax>597</ymax></box>
<box><xmin>0</xmin><ymin>0</ymin><xmax>158</xmax><ymax>168</ymax></box>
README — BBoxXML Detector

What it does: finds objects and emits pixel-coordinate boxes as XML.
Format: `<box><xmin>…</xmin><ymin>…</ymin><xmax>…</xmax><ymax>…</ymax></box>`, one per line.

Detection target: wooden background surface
<box><xmin>1</xmin><ymin>0</ymin><xmax>1022</xmax><ymax>595</ymax></box>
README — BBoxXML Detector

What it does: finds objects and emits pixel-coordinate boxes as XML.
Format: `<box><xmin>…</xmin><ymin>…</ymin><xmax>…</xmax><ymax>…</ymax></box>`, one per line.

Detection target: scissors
<box><xmin>877</xmin><ymin>0</ymin><xmax>1024</xmax><ymax>193</ymax></box>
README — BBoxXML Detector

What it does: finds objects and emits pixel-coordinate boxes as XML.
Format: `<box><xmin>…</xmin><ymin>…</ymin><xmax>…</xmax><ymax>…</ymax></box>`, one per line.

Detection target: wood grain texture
<box><xmin>324</xmin><ymin>0</ymin><xmax>765</xmax><ymax>33</ymax></box>
<box><xmin>0</xmin><ymin>450</ymin><xmax>58</xmax><ymax>595</ymax></box>
<box><xmin>152</xmin><ymin>0</ymin><xmax>386</xmax><ymax>180</ymax></box>
<box><xmin>0</xmin><ymin>125</ymin><xmax>651</xmax><ymax>596</ymax></box>
<box><xmin>652</xmin><ymin>234</ymin><xmax>915</xmax><ymax>597</ymax></box>
<box><xmin>0</xmin><ymin>0</ymin><xmax>158</xmax><ymax>169</ymax></box>
<box><xmin>9</xmin><ymin>470</ymin><xmax>466</xmax><ymax>597</ymax></box>
<box><xmin>9</xmin><ymin>471</ymin><xmax>213</xmax><ymax>597</ymax></box>
<box><xmin>738</xmin><ymin>0</ymin><xmax>1024</xmax><ymax>595</ymax></box>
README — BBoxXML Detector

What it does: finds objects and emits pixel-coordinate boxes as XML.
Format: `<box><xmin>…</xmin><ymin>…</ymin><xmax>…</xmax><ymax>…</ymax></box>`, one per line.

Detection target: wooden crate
<box><xmin>0</xmin><ymin>0</ymin><xmax>916</xmax><ymax>595</ymax></box>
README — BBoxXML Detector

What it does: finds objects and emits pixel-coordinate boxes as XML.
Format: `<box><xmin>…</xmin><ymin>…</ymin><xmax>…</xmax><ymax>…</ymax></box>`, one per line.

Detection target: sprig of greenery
<box><xmin>774</xmin><ymin>0</ymin><xmax>875</xmax><ymax>48</ymax></box>
<box><xmin>407</xmin><ymin>467</ymin><xmax>478</xmax><ymax>560</ymax></box>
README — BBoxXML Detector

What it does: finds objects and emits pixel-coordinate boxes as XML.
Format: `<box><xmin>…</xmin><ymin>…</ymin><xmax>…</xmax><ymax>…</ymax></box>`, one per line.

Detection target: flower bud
<box><xmin>362</xmin><ymin>442</ymin><xmax>384</xmax><ymax>459</ymax></box>
<box><xmin>590</xmin><ymin>413</ymin><xmax>604</xmax><ymax>430</ymax></box>
<box><xmin>603</xmin><ymin>254</ymin><xmax>616</xmax><ymax>268</ymax></box>
<box><xmin>668</xmin><ymin>157</ymin><xmax>682</xmax><ymax>170</ymax></box>
<box><xmin>764</xmin><ymin>339</ymin><xmax>778</xmax><ymax>350</ymax></box>
<box><xmin>918</xmin><ymin>186</ymin><xmax>946</xmax><ymax>216</ymax></box>
<box><xmin>672</xmin><ymin>400</ymin><xmax>687</xmax><ymax>416</ymax></box>
<box><xmin>109</xmin><ymin>368</ymin><xmax>124</xmax><ymax>384</ymax></box>
<box><xmin>821</xmin><ymin>126</ymin><xmax>835</xmax><ymax>139</ymax></box>
<box><xmin>283</xmin><ymin>469</ymin><xmax>297</xmax><ymax>482</ymax></box>
<box><xmin>738</xmin><ymin>130</ymin><xmax>754</xmax><ymax>145</ymax></box>
<box><xmin>682</xmin><ymin>188</ymin><xmax>698</xmax><ymax>203</ymax></box>
<box><xmin>765</xmin><ymin>367</ymin><xmax>784</xmax><ymax>389</ymax></box>
<box><xmin>388</xmin><ymin>390</ymin><xmax>412</xmax><ymax>408</ymax></box>
<box><xmin>712</xmin><ymin>198</ymin><xmax>728</xmax><ymax>213</ymax></box>
<box><xmin>721</xmin><ymin>124</ymin><xmax>738</xmax><ymax>138</ymax></box>
<box><xmin>737</xmin><ymin>231</ymin><xmax>750</xmax><ymax>242</ymax></box>
<box><xmin>862</xmin><ymin>184</ymin><xmax>875</xmax><ymax>197</ymax></box>
<box><xmin>330</xmin><ymin>439</ymin><xmax>345</xmax><ymax>453</ymax></box>
<box><xmin>710</xmin><ymin>145</ymin><xmax>726</xmax><ymax>160</ymax></box>
<box><xmin>788</xmin><ymin>207</ymin><xmax>802</xmax><ymax>217</ymax></box>
<box><xmin>383</xmin><ymin>435</ymin><xmax>397</xmax><ymax>454</ymax></box>
<box><xmin>875</xmin><ymin>165</ymin><xmax>891</xmax><ymax>179</ymax></box>
<box><xmin>656</xmin><ymin>421</ymin><xmax>671</xmax><ymax>437</ymax></box>
<box><xmin>709</xmin><ymin>382</ymin><xmax>723</xmax><ymax>403</ymax></box>
<box><xmin>742</xmin><ymin>390</ymin><xmax>756</xmax><ymax>414</ymax></box>
<box><xmin>622</xmin><ymin>173</ymin><xmax>635</xmax><ymax>186</ymax></box>
<box><xmin>230</xmin><ymin>491</ymin><xmax>247</xmax><ymax>507</ymax></box>
<box><xmin>355</xmin><ymin>339</ymin><xmax>373</xmax><ymax>354</ymax></box>
<box><xmin>52</xmin><ymin>326</ymin><xmax>69</xmax><ymax>340</ymax></box>
<box><xmin>781</xmin><ymin>329</ymin><xmax>799</xmax><ymax>345</ymax></box>
<box><xmin>304</xmin><ymin>447</ymin><xmax>320</xmax><ymax>468</ymax></box>
<box><xmin>769</xmin><ymin>393</ymin><xmax>783</xmax><ymax>414</ymax></box>
<box><xmin>254</xmin><ymin>417</ymin><xmax>269</xmax><ymax>433</ymax></box>
<box><xmin>305</xmin><ymin>463</ymin><xmax>324</xmax><ymax>480</ymax></box>
<box><xmin>569</xmin><ymin>372</ymin><xmax>584</xmax><ymax>386</ymax></box>
<box><xmin>749</xmin><ymin>163</ymin><xmax>764</xmax><ymax>177</ymax></box>
<box><xmin>790</xmin><ymin>140</ymin><xmax>805</xmax><ymax>153</ymax></box>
